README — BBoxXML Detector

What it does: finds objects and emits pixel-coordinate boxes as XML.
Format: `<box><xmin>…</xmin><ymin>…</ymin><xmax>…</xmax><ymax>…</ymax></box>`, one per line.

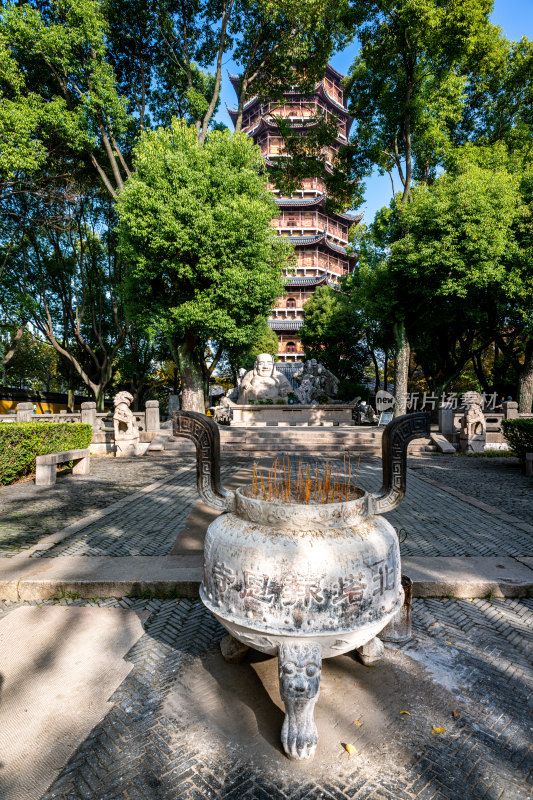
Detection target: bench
<box><xmin>526</xmin><ymin>452</ymin><xmax>533</xmax><ymax>477</ymax></box>
<box><xmin>35</xmin><ymin>448</ymin><xmax>90</xmax><ymax>486</ymax></box>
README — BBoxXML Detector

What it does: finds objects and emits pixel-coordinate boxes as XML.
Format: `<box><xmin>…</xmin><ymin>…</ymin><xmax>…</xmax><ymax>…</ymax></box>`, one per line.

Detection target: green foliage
<box><xmin>0</xmin><ymin>422</ymin><xmax>92</xmax><ymax>485</ymax></box>
<box><xmin>1</xmin><ymin>330</ymin><xmax>60</xmax><ymax>390</ymax></box>
<box><xmin>346</xmin><ymin>0</ymin><xmax>495</xmax><ymax>198</ymax></box>
<box><xmin>501</xmin><ymin>419</ymin><xmax>533</xmax><ymax>464</ymax></box>
<box><xmin>117</xmin><ymin>121</ymin><xmax>292</xmax><ymax>350</ymax></box>
<box><xmin>299</xmin><ymin>285</ymin><xmax>369</xmax><ymax>393</ymax></box>
<box><xmin>0</xmin><ymin>0</ymin><xmax>128</xmax><ymax>189</ymax></box>
<box><xmin>223</xmin><ymin>317</ymin><xmax>279</xmax><ymax>376</ymax></box>
<box><xmin>350</xmin><ymin>144</ymin><xmax>525</xmax><ymax>395</ymax></box>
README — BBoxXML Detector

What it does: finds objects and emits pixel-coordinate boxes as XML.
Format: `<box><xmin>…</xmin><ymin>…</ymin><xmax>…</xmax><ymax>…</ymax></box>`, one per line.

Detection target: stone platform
<box><xmin>158</xmin><ymin>427</ymin><xmax>437</xmax><ymax>457</ymax></box>
<box><xmin>230</xmin><ymin>404</ymin><xmax>355</xmax><ymax>426</ymax></box>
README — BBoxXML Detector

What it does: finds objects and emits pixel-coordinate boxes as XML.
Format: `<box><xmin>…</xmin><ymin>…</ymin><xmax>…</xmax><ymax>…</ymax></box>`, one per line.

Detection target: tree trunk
<box><xmin>370</xmin><ymin>349</ymin><xmax>380</xmax><ymax>393</ymax></box>
<box><xmin>517</xmin><ymin>339</ymin><xmax>533</xmax><ymax>414</ymax></box>
<box><xmin>66</xmin><ymin>367</ymin><xmax>76</xmax><ymax>412</ymax></box>
<box><xmin>0</xmin><ymin>323</ymin><xmax>26</xmax><ymax>368</ymax></box>
<box><xmin>94</xmin><ymin>387</ymin><xmax>106</xmax><ymax>412</ymax></box>
<box><xmin>393</xmin><ymin>320</ymin><xmax>410</xmax><ymax>416</ymax></box>
<box><xmin>174</xmin><ymin>335</ymin><xmax>205</xmax><ymax>413</ymax></box>
<box><xmin>383</xmin><ymin>350</ymin><xmax>389</xmax><ymax>391</ymax></box>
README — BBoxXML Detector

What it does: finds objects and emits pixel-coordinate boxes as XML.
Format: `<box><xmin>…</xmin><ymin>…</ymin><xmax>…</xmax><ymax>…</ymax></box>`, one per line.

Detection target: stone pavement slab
<box><xmin>0</xmin><ymin>605</ymin><xmax>146</xmax><ymax>800</ymax></box>
<box><xmin>0</xmin><ymin>554</ymin><xmax>531</xmax><ymax>601</ymax></box>
<box><xmin>410</xmin><ymin>454</ymin><xmax>533</xmax><ymax>526</ymax></box>
<box><xmin>403</xmin><ymin>556</ymin><xmax>533</xmax><ymax>598</ymax></box>
<box><xmin>0</xmin><ymin>554</ymin><xmax>203</xmax><ymax>600</ymax></box>
<box><xmin>0</xmin><ymin>595</ymin><xmax>526</xmax><ymax>800</ymax></box>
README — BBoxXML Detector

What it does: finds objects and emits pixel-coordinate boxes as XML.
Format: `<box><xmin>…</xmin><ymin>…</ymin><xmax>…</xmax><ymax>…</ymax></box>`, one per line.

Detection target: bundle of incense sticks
<box><xmin>250</xmin><ymin>454</ymin><xmax>361</xmax><ymax>504</ymax></box>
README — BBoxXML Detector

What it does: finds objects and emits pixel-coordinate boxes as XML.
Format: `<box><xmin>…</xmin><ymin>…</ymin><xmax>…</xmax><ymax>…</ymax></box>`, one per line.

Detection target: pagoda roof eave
<box><xmin>287</xmin><ymin>231</ymin><xmax>357</xmax><ymax>258</ymax></box>
<box><xmin>283</xmin><ymin>273</ymin><xmax>328</xmax><ymax>286</ymax></box>
<box><xmin>325</xmin><ymin>63</ymin><xmax>345</xmax><ymax>82</ymax></box>
<box><xmin>226</xmin><ymin>105</ymin><xmax>238</xmax><ymax>124</ymax></box>
<box><xmin>274</xmin><ymin>196</ymin><xmax>363</xmax><ymax>228</ymax></box>
<box><xmin>275</xmin><ymin>193</ymin><xmax>326</xmax><ymax>208</ymax></box>
<box><xmin>228</xmin><ymin>72</ymin><xmax>241</xmax><ymax>92</ymax></box>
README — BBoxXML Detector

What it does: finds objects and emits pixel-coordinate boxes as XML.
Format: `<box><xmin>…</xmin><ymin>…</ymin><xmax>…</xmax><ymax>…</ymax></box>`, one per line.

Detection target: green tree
<box><xmin>221</xmin><ymin>317</ymin><xmax>279</xmax><ymax>382</ymax></box>
<box><xmin>117</xmin><ymin>121</ymin><xmax>292</xmax><ymax>411</ymax></box>
<box><xmin>352</xmin><ymin>144</ymin><xmax>523</xmax><ymax>402</ymax></box>
<box><xmin>345</xmin><ymin>0</ymin><xmax>496</xmax><ymax>412</ymax></box>
<box><xmin>2</xmin><ymin>329</ymin><xmax>60</xmax><ymax>391</ymax></box>
<box><xmin>299</xmin><ymin>285</ymin><xmax>369</xmax><ymax>397</ymax></box>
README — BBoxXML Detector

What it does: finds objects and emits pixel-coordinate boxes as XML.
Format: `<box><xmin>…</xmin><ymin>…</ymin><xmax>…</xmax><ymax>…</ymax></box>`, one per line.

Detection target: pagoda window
<box><xmin>286</xmin><ymin>297</ymin><xmax>296</xmax><ymax>308</ymax></box>
<box><xmin>286</xmin><ymin>341</ymin><xmax>297</xmax><ymax>353</ymax></box>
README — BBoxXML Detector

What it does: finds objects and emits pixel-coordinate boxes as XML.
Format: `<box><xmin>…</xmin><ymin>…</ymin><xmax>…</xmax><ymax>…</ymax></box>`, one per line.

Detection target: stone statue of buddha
<box><xmin>237</xmin><ymin>353</ymin><xmax>292</xmax><ymax>404</ymax></box>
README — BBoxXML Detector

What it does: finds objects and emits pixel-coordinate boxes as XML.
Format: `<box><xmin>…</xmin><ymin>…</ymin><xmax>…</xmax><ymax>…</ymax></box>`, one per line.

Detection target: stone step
<box><xmin>220</xmin><ymin>432</ymin><xmax>383</xmax><ymax>441</ymax></box>
<box><xmin>221</xmin><ymin>442</ymin><xmax>381</xmax><ymax>456</ymax></box>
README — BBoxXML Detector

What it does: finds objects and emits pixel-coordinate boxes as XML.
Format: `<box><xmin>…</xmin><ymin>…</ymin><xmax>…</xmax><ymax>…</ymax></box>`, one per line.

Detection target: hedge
<box><xmin>501</xmin><ymin>418</ymin><xmax>533</xmax><ymax>465</ymax></box>
<box><xmin>0</xmin><ymin>422</ymin><xmax>93</xmax><ymax>486</ymax></box>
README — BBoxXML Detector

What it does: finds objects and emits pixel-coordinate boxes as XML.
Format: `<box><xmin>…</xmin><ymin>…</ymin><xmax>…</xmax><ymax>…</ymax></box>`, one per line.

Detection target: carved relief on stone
<box><xmin>237</xmin><ymin>353</ymin><xmax>292</xmax><ymax>404</ymax></box>
<box><xmin>278</xmin><ymin>642</ymin><xmax>322</xmax><ymax>761</ymax></box>
<box><xmin>113</xmin><ymin>391</ymin><xmax>140</xmax><ymax>456</ymax></box>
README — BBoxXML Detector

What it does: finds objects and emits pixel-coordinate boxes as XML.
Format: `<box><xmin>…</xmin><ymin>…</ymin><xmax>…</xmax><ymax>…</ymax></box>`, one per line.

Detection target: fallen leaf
<box><xmin>452</xmin><ymin>711</ymin><xmax>459</xmax><ymax>718</ymax></box>
<box><xmin>399</xmin><ymin>711</ymin><xmax>411</xmax><ymax>715</ymax></box>
<box><xmin>446</xmin><ymin>641</ymin><xmax>452</xmax><ymax>645</ymax></box>
<box><xmin>431</xmin><ymin>727</ymin><xmax>446</xmax><ymax>734</ymax></box>
<box><xmin>352</xmin><ymin>721</ymin><xmax>362</xmax><ymax>726</ymax></box>
<box><xmin>344</xmin><ymin>743</ymin><xmax>356</xmax><ymax>756</ymax></box>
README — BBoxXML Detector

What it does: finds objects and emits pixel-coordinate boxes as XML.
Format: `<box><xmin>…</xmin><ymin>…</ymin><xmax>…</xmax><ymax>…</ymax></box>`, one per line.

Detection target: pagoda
<box><xmin>228</xmin><ymin>65</ymin><xmax>361</xmax><ymax>362</ymax></box>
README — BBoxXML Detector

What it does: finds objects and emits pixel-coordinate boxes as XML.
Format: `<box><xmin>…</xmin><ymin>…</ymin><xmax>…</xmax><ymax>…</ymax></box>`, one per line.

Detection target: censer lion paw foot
<box><xmin>278</xmin><ymin>642</ymin><xmax>321</xmax><ymax>760</ymax></box>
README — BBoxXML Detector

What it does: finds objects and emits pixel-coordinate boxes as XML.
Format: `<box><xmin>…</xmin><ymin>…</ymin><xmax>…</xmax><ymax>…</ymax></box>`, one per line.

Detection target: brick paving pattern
<box><xmin>410</xmin><ymin>454</ymin><xmax>532</xmax><ymax>526</ymax></box>
<box><xmin>0</xmin><ymin>596</ymin><xmax>530</xmax><ymax>799</ymax></box>
<box><xmin>1</xmin><ymin>454</ymin><xmax>531</xmax><ymax>559</ymax></box>
<box><xmin>0</xmin><ymin>455</ymin><xmax>186</xmax><ymax>556</ymax></box>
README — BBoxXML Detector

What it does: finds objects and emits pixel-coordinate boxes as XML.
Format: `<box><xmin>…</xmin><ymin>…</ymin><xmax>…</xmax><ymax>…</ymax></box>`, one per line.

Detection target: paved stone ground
<box><xmin>0</xmin><ymin>456</ymin><xmax>247</xmax><ymax>558</ymax></box>
<box><xmin>1</xmin><ymin>454</ymin><xmax>532</xmax><ymax>560</ymax></box>
<box><xmin>0</xmin><ymin>455</ymin><xmax>185</xmax><ymax>556</ymax></box>
<box><xmin>410</xmin><ymin>454</ymin><xmax>532</xmax><ymax>526</ymax></box>
<box><xmin>0</xmin><ymin>595</ymin><xmax>531</xmax><ymax>799</ymax></box>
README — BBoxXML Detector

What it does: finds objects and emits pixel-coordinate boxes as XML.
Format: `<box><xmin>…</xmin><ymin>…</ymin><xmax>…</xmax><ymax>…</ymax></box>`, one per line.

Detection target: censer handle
<box><xmin>172</xmin><ymin>411</ymin><xmax>235</xmax><ymax>511</ymax></box>
<box><xmin>367</xmin><ymin>412</ymin><xmax>431</xmax><ymax>516</ymax></box>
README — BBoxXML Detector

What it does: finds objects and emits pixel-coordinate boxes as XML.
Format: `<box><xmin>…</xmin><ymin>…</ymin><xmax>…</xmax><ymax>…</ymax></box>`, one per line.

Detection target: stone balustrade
<box><xmin>0</xmin><ymin>401</ymin><xmax>161</xmax><ymax>453</ymax></box>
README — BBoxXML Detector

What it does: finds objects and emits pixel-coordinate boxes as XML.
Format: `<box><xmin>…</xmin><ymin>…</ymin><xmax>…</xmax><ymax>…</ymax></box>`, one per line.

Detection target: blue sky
<box><xmin>214</xmin><ymin>0</ymin><xmax>533</xmax><ymax>222</ymax></box>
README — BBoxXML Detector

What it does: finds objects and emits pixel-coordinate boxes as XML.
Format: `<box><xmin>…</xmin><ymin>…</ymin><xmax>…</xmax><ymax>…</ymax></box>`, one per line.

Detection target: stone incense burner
<box><xmin>172</xmin><ymin>410</ymin><xmax>429</xmax><ymax>761</ymax></box>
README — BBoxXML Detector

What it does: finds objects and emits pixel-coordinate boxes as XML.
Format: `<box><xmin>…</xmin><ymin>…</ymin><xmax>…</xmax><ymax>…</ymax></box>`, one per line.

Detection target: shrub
<box><xmin>502</xmin><ymin>419</ymin><xmax>533</xmax><ymax>465</ymax></box>
<box><xmin>0</xmin><ymin>422</ymin><xmax>93</xmax><ymax>486</ymax></box>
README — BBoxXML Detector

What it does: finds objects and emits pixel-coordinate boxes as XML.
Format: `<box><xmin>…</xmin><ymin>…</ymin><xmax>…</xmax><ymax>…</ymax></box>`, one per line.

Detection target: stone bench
<box><xmin>526</xmin><ymin>453</ymin><xmax>533</xmax><ymax>477</ymax></box>
<box><xmin>35</xmin><ymin>449</ymin><xmax>90</xmax><ymax>486</ymax></box>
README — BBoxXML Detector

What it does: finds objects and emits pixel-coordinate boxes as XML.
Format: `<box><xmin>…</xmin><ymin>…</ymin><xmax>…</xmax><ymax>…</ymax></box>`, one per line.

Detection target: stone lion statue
<box><xmin>113</xmin><ymin>391</ymin><xmax>139</xmax><ymax>456</ymax></box>
<box><xmin>237</xmin><ymin>353</ymin><xmax>292</xmax><ymax>404</ymax></box>
<box><xmin>459</xmin><ymin>390</ymin><xmax>486</xmax><ymax>452</ymax></box>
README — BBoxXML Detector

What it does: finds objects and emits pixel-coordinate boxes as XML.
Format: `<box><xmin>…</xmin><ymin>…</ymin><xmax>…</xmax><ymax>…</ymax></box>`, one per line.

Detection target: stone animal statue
<box><xmin>238</xmin><ymin>353</ymin><xmax>292</xmax><ymax>404</ymax></box>
<box><xmin>460</xmin><ymin>391</ymin><xmax>486</xmax><ymax>452</ymax></box>
<box><xmin>113</xmin><ymin>391</ymin><xmax>139</xmax><ymax>456</ymax></box>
